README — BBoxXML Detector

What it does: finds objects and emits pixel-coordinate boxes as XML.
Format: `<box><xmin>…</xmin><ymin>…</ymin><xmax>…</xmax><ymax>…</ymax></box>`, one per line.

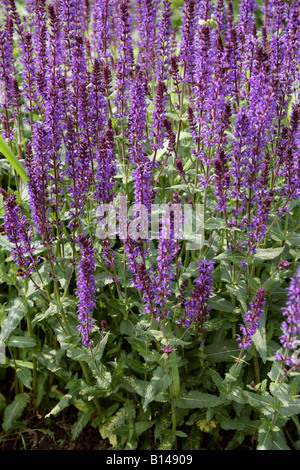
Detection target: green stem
<box><xmin>26</xmin><ymin>310</ymin><xmax>37</xmax><ymax>398</ymax></box>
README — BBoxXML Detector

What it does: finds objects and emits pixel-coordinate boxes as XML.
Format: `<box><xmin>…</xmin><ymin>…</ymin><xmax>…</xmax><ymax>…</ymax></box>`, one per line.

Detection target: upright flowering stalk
<box><xmin>91</xmin><ymin>0</ymin><xmax>114</xmax><ymax>59</ymax></box>
<box><xmin>127</xmin><ymin>69</ymin><xmax>152</xmax><ymax>210</ymax></box>
<box><xmin>179</xmin><ymin>0</ymin><xmax>197</xmax><ymax>83</ymax></box>
<box><xmin>154</xmin><ymin>205</ymin><xmax>181</xmax><ymax>323</ymax></box>
<box><xmin>115</xmin><ymin>0</ymin><xmax>133</xmax><ymax>119</ymax></box>
<box><xmin>75</xmin><ymin>234</ymin><xmax>96</xmax><ymax>347</ymax></box>
<box><xmin>25</xmin><ymin>131</ymin><xmax>52</xmax><ymax>241</ymax></box>
<box><xmin>0</xmin><ymin>189</ymin><xmax>36</xmax><ymax>275</ymax></box>
<box><xmin>213</xmin><ymin>149</ymin><xmax>230</xmax><ymax>212</ymax></box>
<box><xmin>236</xmin><ymin>287</ymin><xmax>266</xmax><ymax>350</ymax></box>
<box><xmin>182</xmin><ymin>258</ymin><xmax>213</xmax><ymax>338</ymax></box>
<box><xmin>95</xmin><ymin>119</ymin><xmax>117</xmax><ymax>269</ymax></box>
<box><xmin>276</xmin><ymin>266</ymin><xmax>300</xmax><ymax>369</ymax></box>
<box><xmin>90</xmin><ymin>58</ymin><xmax>107</xmax><ymax>145</ymax></box>
<box><xmin>0</xmin><ymin>15</ymin><xmax>14</xmax><ymax>140</ymax></box>
<box><xmin>44</xmin><ymin>4</ymin><xmax>64</xmax><ymax>227</ymax></box>
<box><xmin>95</xmin><ymin>119</ymin><xmax>117</xmax><ymax>205</ymax></box>
<box><xmin>151</xmin><ymin>79</ymin><xmax>168</xmax><ymax>157</ymax></box>
<box><xmin>155</xmin><ymin>0</ymin><xmax>172</xmax><ymax>81</ymax></box>
<box><xmin>238</xmin><ymin>0</ymin><xmax>257</xmax><ymax>58</ymax></box>
<box><xmin>136</xmin><ymin>0</ymin><xmax>158</xmax><ymax>75</ymax></box>
<box><xmin>193</xmin><ymin>24</ymin><xmax>212</xmax><ymax>167</ymax></box>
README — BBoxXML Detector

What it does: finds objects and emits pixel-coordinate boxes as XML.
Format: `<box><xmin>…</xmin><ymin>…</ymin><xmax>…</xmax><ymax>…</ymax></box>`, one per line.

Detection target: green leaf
<box><xmin>243</xmin><ymin>391</ymin><xmax>275</xmax><ymax>417</ymax></box>
<box><xmin>209</xmin><ymin>294</ymin><xmax>235</xmax><ymax>313</ymax></box>
<box><xmin>270</xmin><ymin>383</ymin><xmax>300</xmax><ymax>418</ymax></box>
<box><xmin>0</xmin><ymin>298</ymin><xmax>31</xmax><ymax>343</ymax></box>
<box><xmin>272</xmin><ymin>430</ymin><xmax>290</xmax><ymax>450</ymax></box>
<box><xmin>227</xmin><ymin>282</ymin><xmax>248</xmax><ymax>314</ymax></box>
<box><xmin>143</xmin><ymin>367</ymin><xmax>173</xmax><ymax>409</ymax></box>
<box><xmin>252</xmin><ymin>319</ymin><xmax>267</xmax><ymax>364</ymax></box>
<box><xmin>257</xmin><ymin>425</ymin><xmax>290</xmax><ymax>450</ymax></box>
<box><xmin>2</xmin><ymin>393</ymin><xmax>30</xmax><ymax>431</ymax></box>
<box><xmin>0</xmin><ymin>136</ymin><xmax>29</xmax><ymax>182</ymax></box>
<box><xmin>221</xmin><ymin>417</ymin><xmax>260</xmax><ymax>435</ymax></box>
<box><xmin>120</xmin><ymin>376</ymin><xmax>148</xmax><ymax>398</ymax></box>
<box><xmin>214</xmin><ymin>251</ymin><xmax>244</xmax><ymax>267</ymax></box>
<box><xmin>89</xmin><ymin>362</ymin><xmax>112</xmax><ymax>389</ymax></box>
<box><xmin>252</xmin><ymin>247</ymin><xmax>284</xmax><ymax>265</ymax></box>
<box><xmin>16</xmin><ymin>367</ymin><xmax>32</xmax><ymax>389</ymax></box>
<box><xmin>45</xmin><ymin>393</ymin><xmax>73</xmax><ymax>418</ymax></box>
<box><xmin>93</xmin><ymin>332</ymin><xmax>109</xmax><ymax>362</ymax></box>
<box><xmin>0</xmin><ymin>235</ymin><xmax>13</xmax><ymax>252</ymax></box>
<box><xmin>0</xmin><ymin>392</ymin><xmax>6</xmax><ymax>412</ymax></box>
<box><xmin>205</xmin><ymin>339</ymin><xmax>240</xmax><ymax>363</ymax></box>
<box><xmin>71</xmin><ymin>408</ymin><xmax>93</xmax><ymax>441</ymax></box>
<box><xmin>134</xmin><ymin>421</ymin><xmax>153</xmax><ymax>436</ymax></box>
<box><xmin>158</xmin><ymin>429</ymin><xmax>176</xmax><ymax>450</ymax></box>
<box><xmin>172</xmin><ymin>391</ymin><xmax>221</xmax><ymax>409</ymax></box>
<box><xmin>7</xmin><ymin>335</ymin><xmax>36</xmax><ymax>348</ymax></box>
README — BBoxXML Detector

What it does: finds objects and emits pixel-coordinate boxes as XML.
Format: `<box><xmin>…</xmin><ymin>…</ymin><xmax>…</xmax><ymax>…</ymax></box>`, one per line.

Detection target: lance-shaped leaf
<box><xmin>0</xmin><ymin>136</ymin><xmax>29</xmax><ymax>183</ymax></box>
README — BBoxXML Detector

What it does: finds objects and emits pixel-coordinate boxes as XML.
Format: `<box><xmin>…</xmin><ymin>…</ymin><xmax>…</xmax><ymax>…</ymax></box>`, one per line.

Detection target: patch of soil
<box><xmin>1</xmin><ymin>414</ymin><xmax>110</xmax><ymax>450</ymax></box>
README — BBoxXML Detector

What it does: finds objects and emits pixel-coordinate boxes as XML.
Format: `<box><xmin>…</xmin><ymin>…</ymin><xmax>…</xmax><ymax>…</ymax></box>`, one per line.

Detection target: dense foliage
<box><xmin>0</xmin><ymin>0</ymin><xmax>300</xmax><ymax>450</ymax></box>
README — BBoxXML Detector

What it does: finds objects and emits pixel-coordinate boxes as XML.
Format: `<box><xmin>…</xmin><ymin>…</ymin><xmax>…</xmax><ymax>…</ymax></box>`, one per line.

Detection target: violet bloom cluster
<box><xmin>236</xmin><ymin>287</ymin><xmax>266</xmax><ymax>350</ymax></box>
<box><xmin>154</xmin><ymin>205</ymin><xmax>181</xmax><ymax>322</ymax></box>
<box><xmin>179</xmin><ymin>0</ymin><xmax>198</xmax><ymax>83</ymax></box>
<box><xmin>75</xmin><ymin>234</ymin><xmax>96</xmax><ymax>347</ymax></box>
<box><xmin>115</xmin><ymin>0</ymin><xmax>133</xmax><ymax>119</ymax></box>
<box><xmin>127</xmin><ymin>69</ymin><xmax>152</xmax><ymax>211</ymax></box>
<box><xmin>25</xmin><ymin>126</ymin><xmax>52</xmax><ymax>240</ymax></box>
<box><xmin>182</xmin><ymin>258</ymin><xmax>214</xmax><ymax>333</ymax></box>
<box><xmin>155</xmin><ymin>0</ymin><xmax>172</xmax><ymax>81</ymax></box>
<box><xmin>0</xmin><ymin>189</ymin><xmax>35</xmax><ymax>275</ymax></box>
<box><xmin>136</xmin><ymin>0</ymin><xmax>157</xmax><ymax>75</ymax></box>
<box><xmin>276</xmin><ymin>266</ymin><xmax>300</xmax><ymax>369</ymax></box>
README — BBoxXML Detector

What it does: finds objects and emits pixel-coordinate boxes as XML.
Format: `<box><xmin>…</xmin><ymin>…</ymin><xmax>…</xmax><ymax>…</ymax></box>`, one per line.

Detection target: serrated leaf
<box><xmin>257</xmin><ymin>425</ymin><xmax>290</xmax><ymax>450</ymax></box>
<box><xmin>244</xmin><ymin>391</ymin><xmax>275</xmax><ymax>417</ymax></box>
<box><xmin>252</xmin><ymin>320</ymin><xmax>267</xmax><ymax>364</ymax></box>
<box><xmin>93</xmin><ymin>332</ymin><xmax>109</xmax><ymax>362</ymax></box>
<box><xmin>88</xmin><ymin>361</ymin><xmax>111</xmax><ymax>389</ymax></box>
<box><xmin>221</xmin><ymin>417</ymin><xmax>260</xmax><ymax>434</ymax></box>
<box><xmin>272</xmin><ymin>430</ymin><xmax>290</xmax><ymax>450</ymax></box>
<box><xmin>120</xmin><ymin>376</ymin><xmax>148</xmax><ymax>397</ymax></box>
<box><xmin>143</xmin><ymin>367</ymin><xmax>173</xmax><ymax>409</ymax></box>
<box><xmin>120</xmin><ymin>319</ymin><xmax>136</xmax><ymax>337</ymax></box>
<box><xmin>0</xmin><ymin>298</ymin><xmax>31</xmax><ymax>343</ymax></box>
<box><xmin>71</xmin><ymin>408</ymin><xmax>93</xmax><ymax>441</ymax></box>
<box><xmin>205</xmin><ymin>339</ymin><xmax>240</xmax><ymax>363</ymax></box>
<box><xmin>209</xmin><ymin>294</ymin><xmax>235</xmax><ymax>313</ymax></box>
<box><xmin>7</xmin><ymin>335</ymin><xmax>36</xmax><ymax>348</ymax></box>
<box><xmin>270</xmin><ymin>383</ymin><xmax>300</xmax><ymax>418</ymax></box>
<box><xmin>214</xmin><ymin>251</ymin><xmax>244</xmax><ymax>266</ymax></box>
<box><xmin>16</xmin><ymin>367</ymin><xmax>32</xmax><ymax>389</ymax></box>
<box><xmin>253</xmin><ymin>247</ymin><xmax>284</xmax><ymax>265</ymax></box>
<box><xmin>33</xmin><ymin>303</ymin><xmax>61</xmax><ymax>324</ymax></box>
<box><xmin>134</xmin><ymin>421</ymin><xmax>153</xmax><ymax>436</ymax></box>
<box><xmin>227</xmin><ymin>282</ymin><xmax>248</xmax><ymax>314</ymax></box>
<box><xmin>45</xmin><ymin>393</ymin><xmax>73</xmax><ymax>418</ymax></box>
<box><xmin>158</xmin><ymin>430</ymin><xmax>176</xmax><ymax>450</ymax></box>
<box><xmin>2</xmin><ymin>393</ymin><xmax>30</xmax><ymax>431</ymax></box>
<box><xmin>172</xmin><ymin>391</ymin><xmax>221</xmax><ymax>409</ymax></box>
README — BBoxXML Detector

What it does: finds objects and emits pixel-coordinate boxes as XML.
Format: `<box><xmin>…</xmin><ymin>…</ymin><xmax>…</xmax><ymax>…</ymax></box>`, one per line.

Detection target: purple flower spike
<box><xmin>2</xmin><ymin>191</ymin><xmax>36</xmax><ymax>275</ymax></box>
<box><xmin>236</xmin><ymin>287</ymin><xmax>266</xmax><ymax>350</ymax></box>
<box><xmin>277</xmin><ymin>266</ymin><xmax>300</xmax><ymax>364</ymax></box>
<box><xmin>182</xmin><ymin>258</ymin><xmax>214</xmax><ymax>333</ymax></box>
<box><xmin>75</xmin><ymin>234</ymin><xmax>96</xmax><ymax>347</ymax></box>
